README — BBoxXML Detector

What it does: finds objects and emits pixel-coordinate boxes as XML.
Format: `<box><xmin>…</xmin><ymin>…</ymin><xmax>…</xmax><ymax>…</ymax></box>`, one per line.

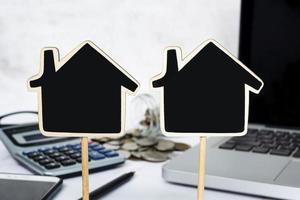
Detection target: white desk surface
<box><xmin>0</xmin><ymin>137</ymin><xmax>264</xmax><ymax>200</ymax></box>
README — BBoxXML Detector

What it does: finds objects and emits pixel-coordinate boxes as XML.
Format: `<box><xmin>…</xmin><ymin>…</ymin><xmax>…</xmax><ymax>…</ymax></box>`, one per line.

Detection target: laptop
<box><xmin>162</xmin><ymin>0</ymin><xmax>300</xmax><ymax>199</ymax></box>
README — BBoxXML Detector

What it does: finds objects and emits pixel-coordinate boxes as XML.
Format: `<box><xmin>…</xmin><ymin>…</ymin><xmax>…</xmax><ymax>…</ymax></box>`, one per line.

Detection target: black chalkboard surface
<box><xmin>152</xmin><ymin>40</ymin><xmax>263</xmax><ymax>136</ymax></box>
<box><xmin>29</xmin><ymin>41</ymin><xmax>139</xmax><ymax>137</ymax></box>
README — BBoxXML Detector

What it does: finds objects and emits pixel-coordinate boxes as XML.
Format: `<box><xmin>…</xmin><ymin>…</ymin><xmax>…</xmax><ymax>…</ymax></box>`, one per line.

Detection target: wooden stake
<box><xmin>197</xmin><ymin>136</ymin><xmax>207</xmax><ymax>200</ymax></box>
<box><xmin>81</xmin><ymin>137</ymin><xmax>89</xmax><ymax>200</ymax></box>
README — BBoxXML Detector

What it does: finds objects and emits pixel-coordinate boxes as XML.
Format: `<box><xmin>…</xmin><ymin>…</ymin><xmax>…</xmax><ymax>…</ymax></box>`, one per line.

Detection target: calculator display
<box><xmin>23</xmin><ymin>133</ymin><xmax>46</xmax><ymax>141</ymax></box>
<box><xmin>2</xmin><ymin>124</ymin><xmax>72</xmax><ymax>147</ymax></box>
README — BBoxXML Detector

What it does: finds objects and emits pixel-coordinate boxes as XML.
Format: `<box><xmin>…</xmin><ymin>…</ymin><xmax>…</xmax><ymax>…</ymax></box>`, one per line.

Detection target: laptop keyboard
<box><xmin>219</xmin><ymin>128</ymin><xmax>300</xmax><ymax>158</ymax></box>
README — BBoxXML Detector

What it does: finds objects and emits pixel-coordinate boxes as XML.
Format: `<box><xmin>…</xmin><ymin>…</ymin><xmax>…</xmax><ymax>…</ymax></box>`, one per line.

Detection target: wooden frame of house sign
<box><xmin>151</xmin><ymin>39</ymin><xmax>264</xmax><ymax>200</ymax></box>
<box><xmin>28</xmin><ymin>40</ymin><xmax>139</xmax><ymax>138</ymax></box>
<box><xmin>28</xmin><ymin>41</ymin><xmax>139</xmax><ymax>200</ymax></box>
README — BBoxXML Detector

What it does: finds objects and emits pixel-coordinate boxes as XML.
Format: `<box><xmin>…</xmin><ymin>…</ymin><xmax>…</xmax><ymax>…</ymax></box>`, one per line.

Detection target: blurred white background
<box><xmin>0</xmin><ymin>0</ymin><xmax>241</xmax><ymax>127</ymax></box>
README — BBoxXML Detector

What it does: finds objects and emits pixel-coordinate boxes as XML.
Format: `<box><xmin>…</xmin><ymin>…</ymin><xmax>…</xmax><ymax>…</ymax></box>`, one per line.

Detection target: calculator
<box><xmin>0</xmin><ymin>123</ymin><xmax>125</xmax><ymax>178</ymax></box>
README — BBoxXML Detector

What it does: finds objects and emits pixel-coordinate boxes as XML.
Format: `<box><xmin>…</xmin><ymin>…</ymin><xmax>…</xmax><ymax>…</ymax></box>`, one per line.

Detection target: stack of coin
<box><xmin>92</xmin><ymin>129</ymin><xmax>190</xmax><ymax>162</ymax></box>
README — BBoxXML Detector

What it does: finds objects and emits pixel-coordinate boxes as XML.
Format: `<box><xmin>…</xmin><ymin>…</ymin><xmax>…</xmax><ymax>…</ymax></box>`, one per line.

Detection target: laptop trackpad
<box><xmin>275</xmin><ymin>160</ymin><xmax>300</xmax><ymax>187</ymax></box>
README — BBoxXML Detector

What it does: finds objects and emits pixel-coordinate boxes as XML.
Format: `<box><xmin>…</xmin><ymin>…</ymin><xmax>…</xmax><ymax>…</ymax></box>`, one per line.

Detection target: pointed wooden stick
<box><xmin>197</xmin><ymin>136</ymin><xmax>207</xmax><ymax>200</ymax></box>
<box><xmin>81</xmin><ymin>137</ymin><xmax>89</xmax><ymax>200</ymax></box>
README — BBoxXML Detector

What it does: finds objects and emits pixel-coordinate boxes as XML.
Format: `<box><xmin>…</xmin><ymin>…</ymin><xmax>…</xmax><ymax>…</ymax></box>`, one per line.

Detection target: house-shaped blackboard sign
<box><xmin>152</xmin><ymin>39</ymin><xmax>263</xmax><ymax>137</ymax></box>
<box><xmin>29</xmin><ymin>41</ymin><xmax>139</xmax><ymax>137</ymax></box>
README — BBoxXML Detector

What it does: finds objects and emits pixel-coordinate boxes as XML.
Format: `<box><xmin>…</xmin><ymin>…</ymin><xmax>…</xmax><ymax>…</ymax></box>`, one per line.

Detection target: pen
<box><xmin>78</xmin><ymin>171</ymin><xmax>135</xmax><ymax>200</ymax></box>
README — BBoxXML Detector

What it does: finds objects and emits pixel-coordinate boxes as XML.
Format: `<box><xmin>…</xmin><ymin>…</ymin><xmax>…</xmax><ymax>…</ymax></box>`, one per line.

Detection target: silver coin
<box><xmin>155</xmin><ymin>140</ymin><xmax>175</xmax><ymax>151</ymax></box>
<box><xmin>108</xmin><ymin>140</ymin><xmax>123</xmax><ymax>146</ymax></box>
<box><xmin>135</xmin><ymin>137</ymin><xmax>158</xmax><ymax>147</ymax></box>
<box><xmin>141</xmin><ymin>150</ymin><xmax>169</xmax><ymax>162</ymax></box>
<box><xmin>174</xmin><ymin>142</ymin><xmax>190</xmax><ymax>151</ymax></box>
<box><xmin>117</xmin><ymin>150</ymin><xmax>131</xmax><ymax>159</ymax></box>
<box><xmin>131</xmin><ymin>151</ymin><xmax>142</xmax><ymax>159</ymax></box>
<box><xmin>93</xmin><ymin>137</ymin><xmax>111</xmax><ymax>143</ymax></box>
<box><xmin>138</xmin><ymin>146</ymin><xmax>150</xmax><ymax>152</ymax></box>
<box><xmin>122</xmin><ymin>142</ymin><xmax>138</xmax><ymax>151</ymax></box>
<box><xmin>103</xmin><ymin>143</ymin><xmax>120</xmax><ymax>150</ymax></box>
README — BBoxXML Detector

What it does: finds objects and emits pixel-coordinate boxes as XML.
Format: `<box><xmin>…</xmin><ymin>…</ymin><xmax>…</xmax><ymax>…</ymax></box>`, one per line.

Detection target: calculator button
<box><xmin>55</xmin><ymin>156</ymin><xmax>69</xmax><ymax>162</ymax></box>
<box><xmin>38</xmin><ymin>147</ymin><xmax>51</xmax><ymax>152</ymax></box>
<box><xmin>39</xmin><ymin>159</ymin><xmax>53</xmax><ymax>165</ymax></box>
<box><xmin>33</xmin><ymin>155</ymin><xmax>47</xmax><ymax>161</ymax></box>
<box><xmin>104</xmin><ymin>152</ymin><xmax>119</xmax><ymax>158</ymax></box>
<box><xmin>89</xmin><ymin>152</ymin><xmax>105</xmax><ymax>160</ymax></box>
<box><xmin>88</xmin><ymin>143</ymin><xmax>98</xmax><ymax>148</ymax></box>
<box><xmin>98</xmin><ymin>149</ymin><xmax>112</xmax><ymax>154</ymax></box>
<box><xmin>49</xmin><ymin>152</ymin><xmax>62</xmax><ymax>158</ymax></box>
<box><xmin>22</xmin><ymin>150</ymin><xmax>36</xmax><ymax>156</ymax></box>
<box><xmin>76</xmin><ymin>157</ymin><xmax>91</xmax><ymax>163</ymax></box>
<box><xmin>27</xmin><ymin>152</ymin><xmax>42</xmax><ymax>158</ymax></box>
<box><xmin>66</xmin><ymin>144</ymin><xmax>73</xmax><ymax>147</ymax></box>
<box><xmin>92</xmin><ymin>146</ymin><xmax>105</xmax><ymax>151</ymax></box>
<box><xmin>53</xmin><ymin>145</ymin><xmax>65</xmax><ymax>150</ymax></box>
<box><xmin>58</xmin><ymin>146</ymin><xmax>71</xmax><ymax>153</ymax></box>
<box><xmin>72</xmin><ymin>144</ymin><xmax>81</xmax><ymax>150</ymax></box>
<box><xmin>64</xmin><ymin>150</ymin><xmax>76</xmax><ymax>155</ymax></box>
<box><xmin>70</xmin><ymin>152</ymin><xmax>81</xmax><ymax>159</ymax></box>
<box><xmin>45</xmin><ymin>162</ymin><xmax>60</xmax><ymax>169</ymax></box>
<box><xmin>61</xmin><ymin>159</ymin><xmax>76</xmax><ymax>166</ymax></box>
<box><xmin>44</xmin><ymin>149</ymin><xmax>58</xmax><ymax>155</ymax></box>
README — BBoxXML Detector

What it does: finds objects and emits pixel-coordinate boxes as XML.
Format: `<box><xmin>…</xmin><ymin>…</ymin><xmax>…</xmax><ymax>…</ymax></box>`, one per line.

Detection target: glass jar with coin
<box><xmin>128</xmin><ymin>93</ymin><xmax>161</xmax><ymax>138</ymax></box>
<box><xmin>93</xmin><ymin>93</ymin><xmax>191</xmax><ymax>162</ymax></box>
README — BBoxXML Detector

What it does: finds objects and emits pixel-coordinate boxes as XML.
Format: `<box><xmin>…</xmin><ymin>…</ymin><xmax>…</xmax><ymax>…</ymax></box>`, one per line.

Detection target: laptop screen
<box><xmin>239</xmin><ymin>0</ymin><xmax>300</xmax><ymax>128</ymax></box>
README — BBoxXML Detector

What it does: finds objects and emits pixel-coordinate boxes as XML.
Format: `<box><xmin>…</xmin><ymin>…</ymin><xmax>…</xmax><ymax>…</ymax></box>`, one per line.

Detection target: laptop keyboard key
<box><xmin>262</xmin><ymin>143</ymin><xmax>278</xmax><ymax>149</ymax></box>
<box><xmin>270</xmin><ymin>148</ymin><xmax>292</xmax><ymax>156</ymax></box>
<box><xmin>235</xmin><ymin>144</ymin><xmax>253</xmax><ymax>151</ymax></box>
<box><xmin>279</xmin><ymin>144</ymin><xmax>296</xmax><ymax>151</ymax></box>
<box><xmin>237</xmin><ymin>141</ymin><xmax>261</xmax><ymax>147</ymax></box>
<box><xmin>219</xmin><ymin>142</ymin><xmax>235</xmax><ymax>150</ymax></box>
<box><xmin>293</xmin><ymin>150</ymin><xmax>300</xmax><ymax>158</ymax></box>
<box><xmin>232</xmin><ymin>137</ymin><xmax>257</xmax><ymax>142</ymax></box>
<box><xmin>252</xmin><ymin>146</ymin><xmax>269</xmax><ymax>154</ymax></box>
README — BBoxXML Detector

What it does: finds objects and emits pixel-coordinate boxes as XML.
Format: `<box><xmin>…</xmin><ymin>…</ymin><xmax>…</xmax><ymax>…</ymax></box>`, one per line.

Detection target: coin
<box><xmin>108</xmin><ymin>140</ymin><xmax>123</xmax><ymax>146</ymax></box>
<box><xmin>155</xmin><ymin>139</ymin><xmax>175</xmax><ymax>151</ymax></box>
<box><xmin>174</xmin><ymin>142</ymin><xmax>191</xmax><ymax>151</ymax></box>
<box><xmin>122</xmin><ymin>142</ymin><xmax>138</xmax><ymax>151</ymax></box>
<box><xmin>141</xmin><ymin>150</ymin><xmax>169</xmax><ymax>162</ymax></box>
<box><xmin>93</xmin><ymin>137</ymin><xmax>111</xmax><ymax>143</ymax></box>
<box><xmin>138</xmin><ymin>146</ymin><xmax>149</xmax><ymax>152</ymax></box>
<box><xmin>135</xmin><ymin>138</ymin><xmax>158</xmax><ymax>147</ymax></box>
<box><xmin>131</xmin><ymin>151</ymin><xmax>142</xmax><ymax>159</ymax></box>
<box><xmin>92</xmin><ymin>124</ymin><xmax>190</xmax><ymax>162</ymax></box>
<box><xmin>103</xmin><ymin>143</ymin><xmax>120</xmax><ymax>150</ymax></box>
<box><xmin>117</xmin><ymin>150</ymin><xmax>131</xmax><ymax>159</ymax></box>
